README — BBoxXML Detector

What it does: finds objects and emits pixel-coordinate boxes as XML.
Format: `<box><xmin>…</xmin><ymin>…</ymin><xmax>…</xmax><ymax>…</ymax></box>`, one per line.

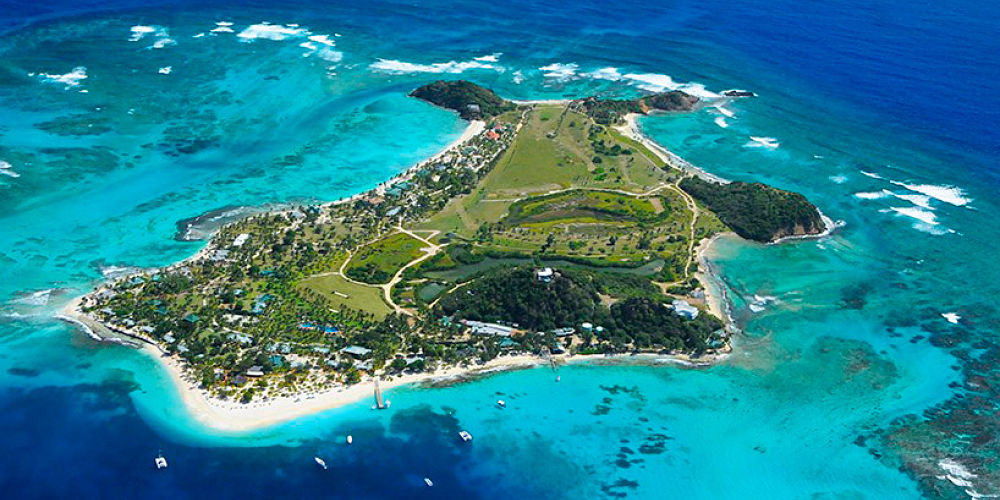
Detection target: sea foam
<box><xmin>622</xmin><ymin>72</ymin><xmax>721</xmax><ymax>99</ymax></box>
<box><xmin>890</xmin><ymin>181</ymin><xmax>972</xmax><ymax>207</ymax></box>
<box><xmin>538</xmin><ymin>62</ymin><xmax>579</xmax><ymax>81</ymax></box>
<box><xmin>0</xmin><ymin>160</ymin><xmax>19</xmax><ymax>178</ymax></box>
<box><xmin>371</xmin><ymin>57</ymin><xmax>500</xmax><ymax>74</ymax></box>
<box><xmin>713</xmin><ymin>116</ymin><xmax>729</xmax><ymax>128</ymax></box>
<box><xmin>128</xmin><ymin>25</ymin><xmax>157</xmax><ymax>41</ymax></box>
<box><xmin>237</xmin><ymin>23</ymin><xmax>308</xmax><ymax>41</ymax></box>
<box><xmin>31</xmin><ymin>66</ymin><xmax>87</xmax><ymax>89</ymax></box>
<box><xmin>473</xmin><ymin>53</ymin><xmax>502</xmax><ymax>62</ymax></box>
<box><xmin>888</xmin><ymin>206</ymin><xmax>938</xmax><ymax>225</ymax></box>
<box><xmin>853</xmin><ymin>190</ymin><xmax>891</xmax><ymax>200</ymax></box>
<box><xmin>744</xmin><ymin>136</ymin><xmax>780</xmax><ymax>149</ymax></box>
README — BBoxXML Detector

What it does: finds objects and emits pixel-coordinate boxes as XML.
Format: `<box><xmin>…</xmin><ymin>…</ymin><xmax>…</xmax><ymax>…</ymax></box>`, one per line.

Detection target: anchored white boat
<box><xmin>496</xmin><ymin>399</ymin><xmax>506</xmax><ymax>409</ymax></box>
<box><xmin>346</xmin><ymin>435</ymin><xmax>353</xmax><ymax>445</ymax></box>
<box><xmin>458</xmin><ymin>430</ymin><xmax>473</xmax><ymax>442</ymax></box>
<box><xmin>315</xmin><ymin>456</ymin><xmax>328</xmax><ymax>470</ymax></box>
<box><xmin>154</xmin><ymin>452</ymin><xmax>168</xmax><ymax>470</ymax></box>
<box><xmin>424</xmin><ymin>477</ymin><xmax>434</xmax><ymax>487</ymax></box>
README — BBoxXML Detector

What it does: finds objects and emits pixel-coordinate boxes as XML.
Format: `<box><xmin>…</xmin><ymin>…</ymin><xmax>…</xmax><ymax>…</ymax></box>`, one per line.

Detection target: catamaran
<box><xmin>154</xmin><ymin>451</ymin><xmax>168</xmax><ymax>470</ymax></box>
<box><xmin>373</xmin><ymin>379</ymin><xmax>391</xmax><ymax>410</ymax></box>
<box><xmin>314</xmin><ymin>457</ymin><xmax>328</xmax><ymax>470</ymax></box>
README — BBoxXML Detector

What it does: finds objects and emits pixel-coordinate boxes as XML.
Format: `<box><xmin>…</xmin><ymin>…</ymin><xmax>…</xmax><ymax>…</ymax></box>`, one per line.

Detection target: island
<box><xmin>62</xmin><ymin>80</ymin><xmax>826</xmax><ymax>430</ymax></box>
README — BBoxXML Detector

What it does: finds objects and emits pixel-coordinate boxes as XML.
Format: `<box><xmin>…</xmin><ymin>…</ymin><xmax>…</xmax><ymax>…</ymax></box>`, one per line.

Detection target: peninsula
<box><xmin>64</xmin><ymin>80</ymin><xmax>825</xmax><ymax>430</ymax></box>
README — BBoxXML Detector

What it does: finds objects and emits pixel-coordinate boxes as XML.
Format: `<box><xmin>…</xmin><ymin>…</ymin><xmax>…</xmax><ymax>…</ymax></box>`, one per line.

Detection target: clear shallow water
<box><xmin>0</xmin><ymin>0</ymin><xmax>998</xmax><ymax>498</ymax></box>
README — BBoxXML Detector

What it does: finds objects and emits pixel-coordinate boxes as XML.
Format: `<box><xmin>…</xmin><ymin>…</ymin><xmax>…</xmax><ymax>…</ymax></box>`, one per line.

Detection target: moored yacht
<box><xmin>458</xmin><ymin>430</ymin><xmax>473</xmax><ymax>442</ymax></box>
<box><xmin>314</xmin><ymin>456</ymin><xmax>328</xmax><ymax>470</ymax></box>
<box><xmin>154</xmin><ymin>452</ymin><xmax>168</xmax><ymax>470</ymax></box>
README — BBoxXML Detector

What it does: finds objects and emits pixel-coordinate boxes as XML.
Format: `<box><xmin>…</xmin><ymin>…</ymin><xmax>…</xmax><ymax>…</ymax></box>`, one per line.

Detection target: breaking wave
<box><xmin>371</xmin><ymin>57</ymin><xmax>501</xmax><ymax>74</ymax></box>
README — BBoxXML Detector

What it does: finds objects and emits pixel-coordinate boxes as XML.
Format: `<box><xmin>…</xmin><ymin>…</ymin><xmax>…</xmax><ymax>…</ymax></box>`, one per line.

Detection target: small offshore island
<box><xmin>64</xmin><ymin>80</ymin><xmax>825</xmax><ymax>430</ymax></box>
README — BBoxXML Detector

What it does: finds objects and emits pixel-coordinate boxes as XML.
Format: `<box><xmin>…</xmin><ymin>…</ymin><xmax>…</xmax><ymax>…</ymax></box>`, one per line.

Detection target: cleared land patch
<box><xmin>297</xmin><ymin>274</ymin><xmax>391</xmax><ymax>319</ymax></box>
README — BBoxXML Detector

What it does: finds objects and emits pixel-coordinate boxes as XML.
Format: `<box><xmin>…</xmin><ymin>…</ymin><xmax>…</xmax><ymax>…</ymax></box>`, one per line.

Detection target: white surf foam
<box><xmin>158</xmin><ymin>66</ymin><xmax>172</xmax><ymax>75</ymax></box>
<box><xmin>853</xmin><ymin>190</ymin><xmax>891</xmax><ymax>200</ymax></box>
<box><xmin>939</xmin><ymin>459</ymin><xmax>978</xmax><ymax>490</ymax></box>
<box><xmin>890</xmin><ymin>192</ymin><xmax>932</xmax><ymax>209</ymax></box>
<box><xmin>473</xmin><ymin>53</ymin><xmax>502</xmax><ymax>62</ymax></box>
<box><xmin>890</xmin><ymin>181</ymin><xmax>971</xmax><ymax>207</ymax></box>
<box><xmin>860</xmin><ymin>170</ymin><xmax>882</xmax><ymax>179</ymax></box>
<box><xmin>829</xmin><ymin>174</ymin><xmax>847</xmax><ymax>184</ymax></box>
<box><xmin>512</xmin><ymin>70</ymin><xmax>525</xmax><ymax>84</ymax></box>
<box><xmin>539</xmin><ymin>62</ymin><xmax>579</xmax><ymax>81</ymax></box>
<box><xmin>371</xmin><ymin>57</ymin><xmax>500</xmax><ymax>74</ymax></box>
<box><xmin>315</xmin><ymin>47</ymin><xmax>343</xmax><ymax>62</ymax></box>
<box><xmin>713</xmin><ymin>105</ymin><xmax>735</xmax><ymax>118</ymax></box>
<box><xmin>0</xmin><ymin>168</ymin><xmax>20</xmax><ymax>178</ymax></box>
<box><xmin>621</xmin><ymin>72</ymin><xmax>721</xmax><ymax>99</ymax></box>
<box><xmin>54</xmin><ymin>314</ymin><xmax>101</xmax><ymax>341</ymax></box>
<box><xmin>748</xmin><ymin>294</ymin><xmax>777</xmax><ymax>313</ymax></box>
<box><xmin>11</xmin><ymin>289</ymin><xmax>53</xmax><ymax>306</ymax></box>
<box><xmin>744</xmin><ymin>136</ymin><xmax>780</xmax><ymax>149</ymax></box>
<box><xmin>714</xmin><ymin>116</ymin><xmax>729</xmax><ymax>128</ymax></box>
<box><xmin>152</xmin><ymin>37</ymin><xmax>176</xmax><ymax>49</ymax></box>
<box><xmin>237</xmin><ymin>23</ymin><xmax>308</xmax><ymax>41</ymax></box>
<box><xmin>128</xmin><ymin>25</ymin><xmax>157</xmax><ymax>41</ymax></box>
<box><xmin>942</xmin><ymin>312</ymin><xmax>961</xmax><ymax>324</ymax></box>
<box><xmin>211</xmin><ymin>25</ymin><xmax>234</xmax><ymax>33</ymax></box>
<box><xmin>32</xmin><ymin>66</ymin><xmax>87</xmax><ymax>89</ymax></box>
<box><xmin>192</xmin><ymin>32</ymin><xmax>205</xmax><ymax>38</ymax></box>
<box><xmin>586</xmin><ymin>66</ymin><xmax>623</xmax><ymax>81</ymax></box>
<box><xmin>308</xmin><ymin>34</ymin><xmax>336</xmax><ymax>46</ymax></box>
<box><xmin>889</xmin><ymin>206</ymin><xmax>938</xmax><ymax>225</ymax></box>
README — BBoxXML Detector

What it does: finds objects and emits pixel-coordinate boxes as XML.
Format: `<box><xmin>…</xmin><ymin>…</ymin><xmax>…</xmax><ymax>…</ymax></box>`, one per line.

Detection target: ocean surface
<box><xmin>1</xmin><ymin>0</ymin><xmax>998</xmax><ymax>498</ymax></box>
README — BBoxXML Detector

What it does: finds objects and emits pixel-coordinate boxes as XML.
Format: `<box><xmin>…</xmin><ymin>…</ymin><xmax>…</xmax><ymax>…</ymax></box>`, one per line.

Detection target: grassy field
<box><xmin>297</xmin><ymin>274</ymin><xmax>391</xmax><ymax>319</ymax></box>
<box><xmin>413</xmin><ymin>102</ymin><xmax>709</xmax><ymax>283</ymax></box>
<box><xmin>418</xmin><ymin>104</ymin><xmax>671</xmax><ymax>239</ymax></box>
<box><xmin>504</xmin><ymin>190</ymin><xmax>668</xmax><ymax>226</ymax></box>
<box><xmin>344</xmin><ymin>232</ymin><xmax>426</xmax><ymax>284</ymax></box>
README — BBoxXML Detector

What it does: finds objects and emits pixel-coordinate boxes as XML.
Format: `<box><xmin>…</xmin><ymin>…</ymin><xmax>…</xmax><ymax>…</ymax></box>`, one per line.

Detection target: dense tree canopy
<box><xmin>679</xmin><ymin>176</ymin><xmax>824</xmax><ymax>242</ymax></box>
<box><xmin>410</xmin><ymin>80</ymin><xmax>515</xmax><ymax>119</ymax></box>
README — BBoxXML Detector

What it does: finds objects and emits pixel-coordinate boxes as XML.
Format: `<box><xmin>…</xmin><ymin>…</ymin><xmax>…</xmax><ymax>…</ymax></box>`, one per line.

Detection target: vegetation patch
<box><xmin>504</xmin><ymin>190</ymin><xmax>670</xmax><ymax>227</ymax></box>
<box><xmin>410</xmin><ymin>80</ymin><xmax>515</xmax><ymax>120</ymax></box>
<box><xmin>679</xmin><ymin>177</ymin><xmax>824</xmax><ymax>242</ymax></box>
<box><xmin>435</xmin><ymin>266</ymin><xmax>722</xmax><ymax>351</ymax></box>
<box><xmin>344</xmin><ymin>232</ymin><xmax>425</xmax><ymax>284</ymax></box>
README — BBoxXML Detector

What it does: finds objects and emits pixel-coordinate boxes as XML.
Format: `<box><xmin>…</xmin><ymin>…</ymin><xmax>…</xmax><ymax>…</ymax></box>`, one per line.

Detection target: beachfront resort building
<box><xmin>671</xmin><ymin>299</ymin><xmax>700</xmax><ymax>320</ymax></box>
<box><xmin>462</xmin><ymin>320</ymin><xmax>514</xmax><ymax>337</ymax></box>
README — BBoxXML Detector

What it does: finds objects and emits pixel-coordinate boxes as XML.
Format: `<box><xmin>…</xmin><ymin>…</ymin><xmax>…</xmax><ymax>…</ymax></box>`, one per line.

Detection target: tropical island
<box><xmin>63</xmin><ymin>80</ymin><xmax>826</xmax><ymax>429</ymax></box>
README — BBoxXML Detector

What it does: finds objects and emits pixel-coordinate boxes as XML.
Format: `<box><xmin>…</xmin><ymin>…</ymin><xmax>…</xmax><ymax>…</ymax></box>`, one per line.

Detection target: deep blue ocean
<box><xmin>1</xmin><ymin>0</ymin><xmax>998</xmax><ymax>498</ymax></box>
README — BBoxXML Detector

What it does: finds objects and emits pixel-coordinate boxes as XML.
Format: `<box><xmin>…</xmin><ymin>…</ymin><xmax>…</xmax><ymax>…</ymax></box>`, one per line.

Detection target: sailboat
<box><xmin>372</xmin><ymin>378</ymin><xmax>391</xmax><ymax>410</ymax></box>
<box><xmin>314</xmin><ymin>456</ymin><xmax>328</xmax><ymax>470</ymax></box>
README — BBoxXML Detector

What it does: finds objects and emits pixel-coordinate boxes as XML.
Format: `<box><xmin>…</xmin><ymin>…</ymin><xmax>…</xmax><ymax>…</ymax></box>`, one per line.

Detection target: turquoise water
<box><xmin>1</xmin><ymin>0</ymin><xmax>998</xmax><ymax>497</ymax></box>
